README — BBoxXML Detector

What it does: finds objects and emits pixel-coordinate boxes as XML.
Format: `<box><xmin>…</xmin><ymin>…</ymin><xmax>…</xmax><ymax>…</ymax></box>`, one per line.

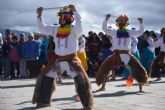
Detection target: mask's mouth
<box><xmin>59</xmin><ymin>15</ymin><xmax>74</xmax><ymax>26</ymax></box>
<box><xmin>118</xmin><ymin>23</ymin><xmax>126</xmax><ymax>28</ymax></box>
<box><xmin>118</xmin><ymin>20</ymin><xmax>127</xmax><ymax>28</ymax></box>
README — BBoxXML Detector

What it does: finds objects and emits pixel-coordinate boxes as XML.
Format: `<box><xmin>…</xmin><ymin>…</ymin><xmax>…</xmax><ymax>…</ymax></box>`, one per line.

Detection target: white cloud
<box><xmin>0</xmin><ymin>0</ymin><xmax>165</xmax><ymax>35</ymax></box>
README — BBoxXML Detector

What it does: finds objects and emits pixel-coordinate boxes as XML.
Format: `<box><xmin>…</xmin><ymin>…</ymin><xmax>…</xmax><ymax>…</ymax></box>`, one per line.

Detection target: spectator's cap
<box><xmin>0</xmin><ymin>33</ymin><xmax>2</xmax><ymax>38</ymax></box>
<box><xmin>132</xmin><ymin>37</ymin><xmax>138</xmax><ymax>43</ymax></box>
<box><xmin>34</xmin><ymin>32</ymin><xmax>40</xmax><ymax>37</ymax></box>
<box><xmin>29</xmin><ymin>32</ymin><xmax>34</xmax><ymax>37</ymax></box>
<box><xmin>20</xmin><ymin>33</ymin><xmax>25</xmax><ymax>37</ymax></box>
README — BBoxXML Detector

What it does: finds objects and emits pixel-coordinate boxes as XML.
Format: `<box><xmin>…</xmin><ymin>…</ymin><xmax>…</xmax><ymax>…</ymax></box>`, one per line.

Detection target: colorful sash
<box><xmin>56</xmin><ymin>24</ymin><xmax>72</xmax><ymax>38</ymax></box>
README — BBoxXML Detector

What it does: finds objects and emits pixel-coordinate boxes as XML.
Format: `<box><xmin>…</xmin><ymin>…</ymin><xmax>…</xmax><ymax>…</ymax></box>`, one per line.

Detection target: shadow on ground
<box><xmin>93</xmin><ymin>90</ymin><xmax>145</xmax><ymax>98</ymax></box>
<box><xmin>1</xmin><ymin>84</ymin><xmax>35</xmax><ymax>89</ymax></box>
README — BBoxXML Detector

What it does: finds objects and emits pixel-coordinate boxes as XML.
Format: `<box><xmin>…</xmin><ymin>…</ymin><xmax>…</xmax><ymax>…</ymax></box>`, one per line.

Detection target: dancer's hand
<box><xmin>56</xmin><ymin>76</ymin><xmax>62</xmax><ymax>84</ymax></box>
<box><xmin>68</xmin><ymin>4</ymin><xmax>76</xmax><ymax>11</ymax></box>
<box><xmin>105</xmin><ymin>14</ymin><xmax>111</xmax><ymax>20</ymax></box>
<box><xmin>40</xmin><ymin>65</ymin><xmax>48</xmax><ymax>74</ymax></box>
<box><xmin>138</xmin><ymin>18</ymin><xmax>143</xmax><ymax>24</ymax></box>
<box><xmin>36</xmin><ymin>7</ymin><xmax>43</xmax><ymax>18</ymax></box>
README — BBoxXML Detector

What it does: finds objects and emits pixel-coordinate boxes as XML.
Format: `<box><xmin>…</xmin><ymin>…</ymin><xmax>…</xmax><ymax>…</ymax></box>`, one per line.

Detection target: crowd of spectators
<box><xmin>0</xmin><ymin>29</ymin><xmax>164</xmax><ymax>80</ymax></box>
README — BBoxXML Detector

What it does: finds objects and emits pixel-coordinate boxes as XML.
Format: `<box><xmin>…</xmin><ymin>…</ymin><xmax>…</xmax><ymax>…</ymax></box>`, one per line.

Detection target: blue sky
<box><xmin>0</xmin><ymin>0</ymin><xmax>165</xmax><ymax>35</ymax></box>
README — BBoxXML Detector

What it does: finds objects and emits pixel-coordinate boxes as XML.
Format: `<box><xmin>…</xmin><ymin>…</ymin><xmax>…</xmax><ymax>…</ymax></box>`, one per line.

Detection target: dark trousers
<box><xmin>10</xmin><ymin>61</ymin><xmax>20</xmax><ymax>77</ymax></box>
<box><xmin>0</xmin><ymin>56</ymin><xmax>4</xmax><ymax>75</ymax></box>
<box><xmin>26</xmin><ymin>60</ymin><xmax>41</xmax><ymax>78</ymax></box>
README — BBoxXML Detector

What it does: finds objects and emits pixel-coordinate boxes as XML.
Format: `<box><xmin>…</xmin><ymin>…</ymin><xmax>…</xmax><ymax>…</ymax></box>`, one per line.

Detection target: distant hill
<box><xmin>0</xmin><ymin>28</ymin><xmax>30</xmax><ymax>38</ymax></box>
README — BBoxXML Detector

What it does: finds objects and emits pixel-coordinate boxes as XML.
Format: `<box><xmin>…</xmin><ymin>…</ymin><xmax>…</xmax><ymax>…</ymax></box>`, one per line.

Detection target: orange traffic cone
<box><xmin>75</xmin><ymin>95</ymin><xmax>80</xmax><ymax>101</ymax></box>
<box><xmin>126</xmin><ymin>77</ymin><xmax>133</xmax><ymax>88</ymax></box>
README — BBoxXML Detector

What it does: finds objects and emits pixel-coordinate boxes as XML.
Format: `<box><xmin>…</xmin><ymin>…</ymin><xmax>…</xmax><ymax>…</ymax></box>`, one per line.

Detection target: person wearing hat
<box><xmin>3</xmin><ymin>29</ymin><xmax>12</xmax><ymax>79</ymax></box>
<box><xmin>96</xmin><ymin>14</ymin><xmax>148</xmax><ymax>92</ymax></box>
<box><xmin>23</xmin><ymin>33</ymin><xmax>39</xmax><ymax>78</ymax></box>
<box><xmin>33</xmin><ymin>5</ymin><xmax>93</xmax><ymax>109</ymax></box>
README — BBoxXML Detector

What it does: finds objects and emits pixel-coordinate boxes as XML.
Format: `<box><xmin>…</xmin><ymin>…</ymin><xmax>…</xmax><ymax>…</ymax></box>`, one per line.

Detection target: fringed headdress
<box><xmin>116</xmin><ymin>14</ymin><xmax>129</xmax><ymax>29</ymax></box>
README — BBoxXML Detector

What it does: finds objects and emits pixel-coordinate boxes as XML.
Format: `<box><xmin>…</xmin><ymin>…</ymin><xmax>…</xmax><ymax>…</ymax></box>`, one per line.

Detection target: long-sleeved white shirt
<box><xmin>146</xmin><ymin>37</ymin><xmax>155</xmax><ymax>52</ymax></box>
<box><xmin>102</xmin><ymin>20</ymin><xmax>144</xmax><ymax>51</ymax></box>
<box><xmin>153</xmin><ymin>37</ymin><xmax>165</xmax><ymax>52</ymax></box>
<box><xmin>102</xmin><ymin>19</ymin><xmax>144</xmax><ymax>64</ymax></box>
<box><xmin>37</xmin><ymin>11</ymin><xmax>82</xmax><ymax>56</ymax></box>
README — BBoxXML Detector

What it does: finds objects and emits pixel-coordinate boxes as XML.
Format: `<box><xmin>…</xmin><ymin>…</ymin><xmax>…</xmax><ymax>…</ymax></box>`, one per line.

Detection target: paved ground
<box><xmin>1</xmin><ymin>75</ymin><xmax>165</xmax><ymax>110</ymax></box>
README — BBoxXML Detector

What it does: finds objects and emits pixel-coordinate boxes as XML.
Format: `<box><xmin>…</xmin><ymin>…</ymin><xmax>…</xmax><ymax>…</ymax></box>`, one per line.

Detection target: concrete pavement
<box><xmin>1</xmin><ymin>75</ymin><xmax>165</xmax><ymax>110</ymax></box>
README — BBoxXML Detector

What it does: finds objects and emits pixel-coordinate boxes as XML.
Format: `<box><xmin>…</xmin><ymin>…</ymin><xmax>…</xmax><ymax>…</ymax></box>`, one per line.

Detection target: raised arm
<box><xmin>130</xmin><ymin>18</ymin><xmax>144</xmax><ymax>37</ymax></box>
<box><xmin>102</xmin><ymin>14</ymin><xmax>116</xmax><ymax>37</ymax></box>
<box><xmin>36</xmin><ymin>7</ymin><xmax>57</xmax><ymax>36</ymax></box>
<box><xmin>68</xmin><ymin>5</ymin><xmax>82</xmax><ymax>38</ymax></box>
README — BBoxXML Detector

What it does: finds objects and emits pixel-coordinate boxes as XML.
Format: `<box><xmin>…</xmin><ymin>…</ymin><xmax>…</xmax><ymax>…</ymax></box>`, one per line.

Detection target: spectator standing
<box><xmin>8</xmin><ymin>35</ymin><xmax>20</xmax><ymax>78</ymax></box>
<box><xmin>18</xmin><ymin>33</ymin><xmax>27</xmax><ymax>78</ymax></box>
<box><xmin>23</xmin><ymin>33</ymin><xmax>39</xmax><ymax>78</ymax></box>
<box><xmin>0</xmin><ymin>33</ymin><xmax>4</xmax><ymax>77</ymax></box>
<box><xmin>3</xmin><ymin>29</ymin><xmax>11</xmax><ymax>79</ymax></box>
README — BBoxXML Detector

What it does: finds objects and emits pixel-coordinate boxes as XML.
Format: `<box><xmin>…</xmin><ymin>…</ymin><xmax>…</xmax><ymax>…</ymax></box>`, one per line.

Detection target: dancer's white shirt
<box><xmin>78</xmin><ymin>35</ymin><xmax>86</xmax><ymax>52</ymax></box>
<box><xmin>37</xmin><ymin>11</ymin><xmax>82</xmax><ymax>78</ymax></box>
<box><xmin>102</xmin><ymin>19</ymin><xmax>144</xmax><ymax>64</ymax></box>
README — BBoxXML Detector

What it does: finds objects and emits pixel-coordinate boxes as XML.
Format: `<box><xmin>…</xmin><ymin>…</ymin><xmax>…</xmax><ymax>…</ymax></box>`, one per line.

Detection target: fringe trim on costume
<box><xmin>96</xmin><ymin>54</ymin><xmax>121</xmax><ymax>86</ymax></box>
<box><xmin>128</xmin><ymin>55</ymin><xmax>148</xmax><ymax>84</ymax></box>
<box><xmin>32</xmin><ymin>53</ymin><xmax>77</xmax><ymax>105</ymax></box>
<box><xmin>32</xmin><ymin>75</ymin><xmax>56</xmax><ymax>104</ymax></box>
<box><xmin>69</xmin><ymin>59</ymin><xmax>93</xmax><ymax>110</ymax></box>
<box><xmin>32</xmin><ymin>63</ymin><xmax>56</xmax><ymax>104</ymax></box>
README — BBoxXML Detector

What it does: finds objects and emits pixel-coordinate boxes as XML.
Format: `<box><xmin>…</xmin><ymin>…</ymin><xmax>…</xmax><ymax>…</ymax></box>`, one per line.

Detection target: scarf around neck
<box><xmin>56</xmin><ymin>24</ymin><xmax>72</xmax><ymax>38</ymax></box>
<box><xmin>117</xmin><ymin>27</ymin><xmax>129</xmax><ymax>38</ymax></box>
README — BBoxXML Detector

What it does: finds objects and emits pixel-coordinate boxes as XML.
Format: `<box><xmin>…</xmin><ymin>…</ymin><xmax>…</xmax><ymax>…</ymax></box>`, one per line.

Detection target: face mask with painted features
<box><xmin>116</xmin><ymin>15</ymin><xmax>129</xmax><ymax>29</ymax></box>
<box><xmin>57</xmin><ymin>6</ymin><xmax>74</xmax><ymax>26</ymax></box>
